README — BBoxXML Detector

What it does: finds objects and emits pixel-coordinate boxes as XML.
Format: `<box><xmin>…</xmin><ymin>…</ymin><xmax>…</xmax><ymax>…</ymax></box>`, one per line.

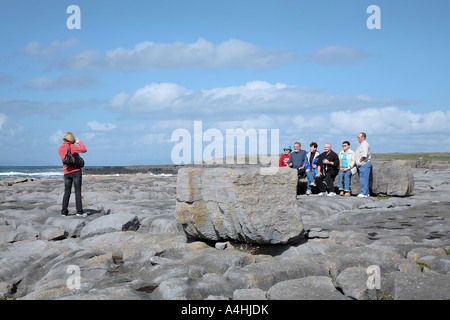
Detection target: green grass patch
<box><xmin>372</xmin><ymin>152</ymin><xmax>450</xmax><ymax>162</ymax></box>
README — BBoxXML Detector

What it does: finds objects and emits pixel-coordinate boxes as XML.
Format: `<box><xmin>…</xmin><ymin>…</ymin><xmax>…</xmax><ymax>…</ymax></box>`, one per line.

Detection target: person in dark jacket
<box><xmin>314</xmin><ymin>143</ymin><xmax>339</xmax><ymax>196</ymax></box>
<box><xmin>58</xmin><ymin>132</ymin><xmax>87</xmax><ymax>217</ymax></box>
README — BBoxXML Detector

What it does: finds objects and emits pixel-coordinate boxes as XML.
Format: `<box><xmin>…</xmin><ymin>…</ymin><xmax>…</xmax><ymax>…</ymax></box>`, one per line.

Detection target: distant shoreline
<box><xmin>1</xmin><ymin>152</ymin><xmax>449</xmax><ymax>176</ymax></box>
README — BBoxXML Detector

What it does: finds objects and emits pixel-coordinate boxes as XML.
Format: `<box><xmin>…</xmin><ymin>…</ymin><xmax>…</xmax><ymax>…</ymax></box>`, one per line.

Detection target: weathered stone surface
<box><xmin>0</xmin><ymin>166</ymin><xmax>448</xmax><ymax>301</ymax></box>
<box><xmin>80</xmin><ymin>213</ymin><xmax>140</xmax><ymax>239</ymax></box>
<box><xmin>46</xmin><ymin>217</ymin><xmax>86</xmax><ymax>238</ymax></box>
<box><xmin>334</xmin><ymin>267</ymin><xmax>377</xmax><ymax>300</ymax></box>
<box><xmin>266</xmin><ymin>276</ymin><xmax>350</xmax><ymax>300</ymax></box>
<box><xmin>348</xmin><ymin>159</ymin><xmax>414</xmax><ymax>196</ymax></box>
<box><xmin>175</xmin><ymin>167</ymin><xmax>303</xmax><ymax>244</ymax></box>
<box><xmin>233</xmin><ymin>288</ymin><xmax>267</xmax><ymax>300</ymax></box>
<box><xmin>393</xmin><ymin>271</ymin><xmax>450</xmax><ymax>300</ymax></box>
<box><xmin>224</xmin><ymin>255</ymin><xmax>336</xmax><ymax>291</ymax></box>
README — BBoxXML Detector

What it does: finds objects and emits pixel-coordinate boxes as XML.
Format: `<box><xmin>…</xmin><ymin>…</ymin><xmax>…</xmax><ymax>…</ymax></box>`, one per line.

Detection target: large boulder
<box><xmin>349</xmin><ymin>159</ymin><xmax>414</xmax><ymax>196</ymax></box>
<box><xmin>175</xmin><ymin>167</ymin><xmax>303</xmax><ymax>244</ymax></box>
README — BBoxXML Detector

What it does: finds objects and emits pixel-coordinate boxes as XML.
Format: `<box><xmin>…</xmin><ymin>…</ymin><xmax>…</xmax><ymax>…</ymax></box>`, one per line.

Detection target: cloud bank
<box><xmin>309</xmin><ymin>45</ymin><xmax>372</xmax><ymax>65</ymax></box>
<box><xmin>59</xmin><ymin>38</ymin><xmax>298</xmax><ymax>72</ymax></box>
<box><xmin>109</xmin><ymin>81</ymin><xmax>420</xmax><ymax>119</ymax></box>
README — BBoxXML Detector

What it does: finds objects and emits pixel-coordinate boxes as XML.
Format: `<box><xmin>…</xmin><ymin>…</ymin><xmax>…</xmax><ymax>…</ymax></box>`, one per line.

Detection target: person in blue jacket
<box><xmin>304</xmin><ymin>142</ymin><xmax>320</xmax><ymax>195</ymax></box>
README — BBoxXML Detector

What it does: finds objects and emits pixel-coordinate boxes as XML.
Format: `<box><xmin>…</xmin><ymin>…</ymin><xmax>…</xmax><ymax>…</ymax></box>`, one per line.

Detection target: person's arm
<box><xmin>304</xmin><ymin>154</ymin><xmax>310</xmax><ymax>171</ymax></box>
<box><xmin>72</xmin><ymin>139</ymin><xmax>87</xmax><ymax>153</ymax></box>
<box><xmin>299</xmin><ymin>151</ymin><xmax>306</xmax><ymax>170</ymax></box>
<box><xmin>333</xmin><ymin>153</ymin><xmax>339</xmax><ymax>168</ymax></box>
<box><xmin>359</xmin><ymin>141</ymin><xmax>368</xmax><ymax>163</ymax></box>
<box><xmin>316</xmin><ymin>156</ymin><xmax>323</xmax><ymax>176</ymax></box>
<box><xmin>287</xmin><ymin>155</ymin><xmax>293</xmax><ymax>167</ymax></box>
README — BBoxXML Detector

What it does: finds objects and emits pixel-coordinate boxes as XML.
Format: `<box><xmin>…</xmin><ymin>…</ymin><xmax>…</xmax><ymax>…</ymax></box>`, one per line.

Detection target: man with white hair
<box><xmin>315</xmin><ymin>143</ymin><xmax>339</xmax><ymax>196</ymax></box>
<box><xmin>355</xmin><ymin>132</ymin><xmax>372</xmax><ymax>197</ymax></box>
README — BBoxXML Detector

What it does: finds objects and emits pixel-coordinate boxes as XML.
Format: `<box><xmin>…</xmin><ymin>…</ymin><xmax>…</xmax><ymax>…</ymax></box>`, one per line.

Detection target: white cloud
<box><xmin>25</xmin><ymin>38</ymin><xmax>80</xmax><ymax>57</ymax></box>
<box><xmin>50</xmin><ymin>130</ymin><xmax>64</xmax><ymax>145</ymax></box>
<box><xmin>110</xmin><ymin>81</ymin><xmax>420</xmax><ymax>119</ymax></box>
<box><xmin>63</xmin><ymin>38</ymin><xmax>298</xmax><ymax>72</ymax></box>
<box><xmin>0</xmin><ymin>114</ymin><xmax>6</xmax><ymax>130</ymax></box>
<box><xmin>25</xmin><ymin>74</ymin><xmax>98</xmax><ymax>90</ymax></box>
<box><xmin>0</xmin><ymin>98</ymin><xmax>105</xmax><ymax>116</ymax></box>
<box><xmin>86</xmin><ymin>121</ymin><xmax>117</xmax><ymax>131</ymax></box>
<box><xmin>309</xmin><ymin>45</ymin><xmax>372</xmax><ymax>65</ymax></box>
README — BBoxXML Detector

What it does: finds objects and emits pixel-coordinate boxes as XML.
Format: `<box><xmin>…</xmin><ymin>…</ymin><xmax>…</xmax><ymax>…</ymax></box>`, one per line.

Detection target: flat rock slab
<box><xmin>80</xmin><ymin>213</ymin><xmax>140</xmax><ymax>239</ymax></box>
<box><xmin>176</xmin><ymin>167</ymin><xmax>303</xmax><ymax>244</ymax></box>
<box><xmin>267</xmin><ymin>276</ymin><xmax>351</xmax><ymax>300</ymax></box>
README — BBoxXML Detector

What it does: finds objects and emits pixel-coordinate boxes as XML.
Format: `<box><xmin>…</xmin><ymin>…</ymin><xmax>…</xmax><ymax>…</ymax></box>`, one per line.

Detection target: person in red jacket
<box><xmin>58</xmin><ymin>132</ymin><xmax>87</xmax><ymax>217</ymax></box>
<box><xmin>279</xmin><ymin>145</ymin><xmax>292</xmax><ymax>167</ymax></box>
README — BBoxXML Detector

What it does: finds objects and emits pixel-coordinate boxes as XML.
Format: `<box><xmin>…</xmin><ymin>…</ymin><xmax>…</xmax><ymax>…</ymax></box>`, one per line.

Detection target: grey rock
<box><xmin>334</xmin><ymin>267</ymin><xmax>377</xmax><ymax>300</ymax></box>
<box><xmin>46</xmin><ymin>217</ymin><xmax>86</xmax><ymax>238</ymax></box>
<box><xmin>393</xmin><ymin>271</ymin><xmax>450</xmax><ymax>300</ymax></box>
<box><xmin>267</xmin><ymin>276</ymin><xmax>350</xmax><ymax>300</ymax></box>
<box><xmin>224</xmin><ymin>256</ymin><xmax>336</xmax><ymax>291</ymax></box>
<box><xmin>80</xmin><ymin>213</ymin><xmax>140</xmax><ymax>239</ymax></box>
<box><xmin>151</xmin><ymin>273</ymin><xmax>242</xmax><ymax>300</ymax></box>
<box><xmin>1</xmin><ymin>166</ymin><xmax>449</xmax><ymax>300</ymax></box>
<box><xmin>39</xmin><ymin>227</ymin><xmax>68</xmax><ymax>241</ymax></box>
<box><xmin>233</xmin><ymin>288</ymin><xmax>267</xmax><ymax>300</ymax></box>
<box><xmin>176</xmin><ymin>167</ymin><xmax>303</xmax><ymax>244</ymax></box>
<box><xmin>348</xmin><ymin>159</ymin><xmax>414</xmax><ymax>196</ymax></box>
<box><xmin>215</xmin><ymin>242</ymin><xmax>228</xmax><ymax>250</ymax></box>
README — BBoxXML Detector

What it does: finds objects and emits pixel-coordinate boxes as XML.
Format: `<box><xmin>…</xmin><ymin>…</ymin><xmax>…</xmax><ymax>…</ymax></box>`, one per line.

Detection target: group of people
<box><xmin>279</xmin><ymin>132</ymin><xmax>371</xmax><ymax>197</ymax></box>
<box><xmin>58</xmin><ymin>131</ymin><xmax>372</xmax><ymax>217</ymax></box>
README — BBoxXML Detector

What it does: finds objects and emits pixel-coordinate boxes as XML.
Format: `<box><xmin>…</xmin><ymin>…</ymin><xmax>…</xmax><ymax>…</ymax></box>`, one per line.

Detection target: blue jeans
<box><xmin>338</xmin><ymin>170</ymin><xmax>352</xmax><ymax>192</ymax></box>
<box><xmin>62</xmin><ymin>170</ymin><xmax>83</xmax><ymax>215</ymax></box>
<box><xmin>358</xmin><ymin>162</ymin><xmax>372</xmax><ymax>196</ymax></box>
<box><xmin>306</xmin><ymin>170</ymin><xmax>316</xmax><ymax>190</ymax></box>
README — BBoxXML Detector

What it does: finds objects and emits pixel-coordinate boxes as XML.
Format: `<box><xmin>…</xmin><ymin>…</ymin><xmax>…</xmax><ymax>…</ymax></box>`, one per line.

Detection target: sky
<box><xmin>0</xmin><ymin>0</ymin><xmax>449</xmax><ymax>166</ymax></box>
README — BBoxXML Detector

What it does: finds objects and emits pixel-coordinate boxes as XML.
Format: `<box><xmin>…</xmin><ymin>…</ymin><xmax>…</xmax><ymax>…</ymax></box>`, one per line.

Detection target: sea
<box><xmin>0</xmin><ymin>166</ymin><xmax>173</xmax><ymax>181</ymax></box>
<box><xmin>0</xmin><ymin>166</ymin><xmax>103</xmax><ymax>181</ymax></box>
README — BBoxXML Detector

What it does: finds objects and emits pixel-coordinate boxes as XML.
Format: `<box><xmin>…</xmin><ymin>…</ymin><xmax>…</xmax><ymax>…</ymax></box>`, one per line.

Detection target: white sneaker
<box><xmin>357</xmin><ymin>194</ymin><xmax>368</xmax><ymax>198</ymax></box>
<box><xmin>310</xmin><ymin>182</ymin><xmax>316</xmax><ymax>187</ymax></box>
<box><xmin>306</xmin><ymin>189</ymin><xmax>312</xmax><ymax>195</ymax></box>
<box><xmin>327</xmin><ymin>192</ymin><xmax>336</xmax><ymax>196</ymax></box>
<box><xmin>318</xmin><ymin>192</ymin><xmax>327</xmax><ymax>196</ymax></box>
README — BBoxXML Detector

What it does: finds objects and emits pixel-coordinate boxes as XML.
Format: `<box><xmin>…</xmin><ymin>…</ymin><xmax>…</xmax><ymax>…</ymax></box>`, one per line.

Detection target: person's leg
<box><xmin>344</xmin><ymin>170</ymin><xmax>352</xmax><ymax>192</ymax></box>
<box><xmin>298</xmin><ymin>167</ymin><xmax>306</xmax><ymax>178</ymax></box>
<box><xmin>73</xmin><ymin>170</ymin><xmax>83</xmax><ymax>214</ymax></box>
<box><xmin>306</xmin><ymin>171</ymin><xmax>315</xmax><ymax>190</ymax></box>
<box><xmin>359</xmin><ymin>162</ymin><xmax>371</xmax><ymax>196</ymax></box>
<box><xmin>338</xmin><ymin>170</ymin><xmax>344</xmax><ymax>191</ymax></box>
<box><xmin>61</xmin><ymin>173</ymin><xmax>73</xmax><ymax>216</ymax></box>
<box><xmin>325</xmin><ymin>171</ymin><xmax>336</xmax><ymax>193</ymax></box>
<box><xmin>315</xmin><ymin>174</ymin><xmax>327</xmax><ymax>193</ymax></box>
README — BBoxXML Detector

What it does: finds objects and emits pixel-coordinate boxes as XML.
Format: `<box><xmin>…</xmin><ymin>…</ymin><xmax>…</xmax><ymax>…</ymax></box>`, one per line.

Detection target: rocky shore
<box><xmin>0</xmin><ymin>161</ymin><xmax>449</xmax><ymax>300</ymax></box>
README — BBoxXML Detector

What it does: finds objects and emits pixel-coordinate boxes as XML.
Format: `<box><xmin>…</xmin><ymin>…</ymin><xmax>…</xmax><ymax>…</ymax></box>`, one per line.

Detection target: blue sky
<box><xmin>0</xmin><ymin>0</ymin><xmax>449</xmax><ymax>166</ymax></box>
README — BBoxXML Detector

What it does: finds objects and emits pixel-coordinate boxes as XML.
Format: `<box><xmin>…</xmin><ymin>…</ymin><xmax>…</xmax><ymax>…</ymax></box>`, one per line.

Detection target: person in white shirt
<box><xmin>355</xmin><ymin>132</ymin><xmax>371</xmax><ymax>197</ymax></box>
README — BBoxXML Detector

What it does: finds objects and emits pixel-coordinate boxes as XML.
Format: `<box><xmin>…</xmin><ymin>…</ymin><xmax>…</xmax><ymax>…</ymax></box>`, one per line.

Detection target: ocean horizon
<box><xmin>0</xmin><ymin>165</ymin><xmax>180</xmax><ymax>181</ymax></box>
<box><xmin>0</xmin><ymin>166</ymin><xmax>112</xmax><ymax>181</ymax></box>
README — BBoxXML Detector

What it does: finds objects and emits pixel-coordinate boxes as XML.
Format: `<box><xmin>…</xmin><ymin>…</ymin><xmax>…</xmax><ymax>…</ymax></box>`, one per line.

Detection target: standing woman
<box><xmin>58</xmin><ymin>132</ymin><xmax>87</xmax><ymax>217</ymax></box>
<box><xmin>338</xmin><ymin>141</ymin><xmax>357</xmax><ymax>196</ymax></box>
